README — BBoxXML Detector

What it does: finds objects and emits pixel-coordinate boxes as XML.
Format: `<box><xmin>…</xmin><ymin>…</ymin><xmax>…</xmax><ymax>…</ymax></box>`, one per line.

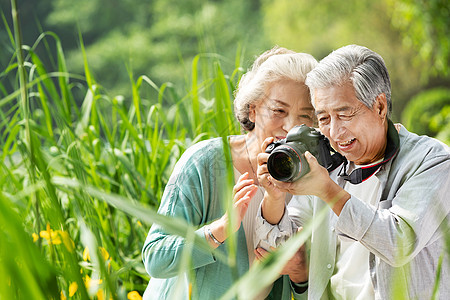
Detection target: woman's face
<box><xmin>250</xmin><ymin>80</ymin><xmax>315</xmax><ymax>144</ymax></box>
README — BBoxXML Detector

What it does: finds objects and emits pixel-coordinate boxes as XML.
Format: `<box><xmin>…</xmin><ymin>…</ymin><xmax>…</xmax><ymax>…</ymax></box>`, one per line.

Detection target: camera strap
<box><xmin>339</xmin><ymin>120</ymin><xmax>400</xmax><ymax>184</ymax></box>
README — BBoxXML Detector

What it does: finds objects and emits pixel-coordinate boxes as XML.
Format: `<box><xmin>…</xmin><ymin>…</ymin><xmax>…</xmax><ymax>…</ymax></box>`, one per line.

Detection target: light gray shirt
<box><xmin>255</xmin><ymin>124</ymin><xmax>450</xmax><ymax>299</ymax></box>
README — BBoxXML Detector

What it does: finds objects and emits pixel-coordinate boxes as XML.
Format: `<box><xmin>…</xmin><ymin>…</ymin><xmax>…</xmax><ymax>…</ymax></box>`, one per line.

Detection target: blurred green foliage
<box><xmin>260</xmin><ymin>0</ymin><xmax>449</xmax><ymax>120</ymax></box>
<box><xmin>1</xmin><ymin>0</ymin><xmax>449</xmax><ymax>123</ymax></box>
<box><xmin>13</xmin><ymin>0</ymin><xmax>267</xmax><ymax>98</ymax></box>
<box><xmin>402</xmin><ymin>88</ymin><xmax>450</xmax><ymax>144</ymax></box>
<box><xmin>387</xmin><ymin>0</ymin><xmax>450</xmax><ymax>78</ymax></box>
<box><xmin>0</xmin><ymin>1</ymin><xmax>449</xmax><ymax>299</ymax></box>
<box><xmin>0</xmin><ymin>8</ymin><xmax>244</xmax><ymax>296</ymax></box>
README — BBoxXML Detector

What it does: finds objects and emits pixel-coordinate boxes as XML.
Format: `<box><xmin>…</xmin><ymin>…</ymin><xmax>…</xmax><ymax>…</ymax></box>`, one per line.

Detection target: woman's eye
<box><xmin>318</xmin><ymin>116</ymin><xmax>329</xmax><ymax>124</ymax></box>
<box><xmin>272</xmin><ymin>108</ymin><xmax>286</xmax><ymax>115</ymax></box>
<box><xmin>299</xmin><ymin>114</ymin><xmax>313</xmax><ymax>120</ymax></box>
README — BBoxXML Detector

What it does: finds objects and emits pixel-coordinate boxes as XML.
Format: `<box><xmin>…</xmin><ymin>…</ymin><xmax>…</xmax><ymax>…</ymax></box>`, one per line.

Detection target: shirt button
<box><xmin>330</xmin><ymin>226</ymin><xmax>335</xmax><ymax>231</ymax></box>
<box><xmin>327</xmin><ymin>264</ymin><xmax>332</xmax><ymax>269</ymax></box>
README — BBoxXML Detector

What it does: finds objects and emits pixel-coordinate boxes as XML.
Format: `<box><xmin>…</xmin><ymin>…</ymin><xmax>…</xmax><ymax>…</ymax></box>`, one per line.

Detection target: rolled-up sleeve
<box><xmin>254</xmin><ymin>204</ymin><xmax>297</xmax><ymax>250</ymax></box>
<box><xmin>254</xmin><ymin>195</ymin><xmax>314</xmax><ymax>249</ymax></box>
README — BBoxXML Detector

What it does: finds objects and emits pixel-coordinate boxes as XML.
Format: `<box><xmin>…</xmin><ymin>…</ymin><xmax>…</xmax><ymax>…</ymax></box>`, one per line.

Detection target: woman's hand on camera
<box><xmin>257</xmin><ymin>137</ymin><xmax>287</xmax><ymax>224</ymax></box>
<box><xmin>257</xmin><ymin>137</ymin><xmax>286</xmax><ymax>201</ymax></box>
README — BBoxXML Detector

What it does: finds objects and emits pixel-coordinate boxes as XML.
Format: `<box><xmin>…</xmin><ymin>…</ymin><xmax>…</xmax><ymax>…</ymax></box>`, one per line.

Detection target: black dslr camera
<box><xmin>265</xmin><ymin>125</ymin><xmax>344</xmax><ymax>182</ymax></box>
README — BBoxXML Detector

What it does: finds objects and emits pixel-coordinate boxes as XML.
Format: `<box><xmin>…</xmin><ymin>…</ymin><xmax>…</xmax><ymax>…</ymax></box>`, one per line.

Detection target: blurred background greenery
<box><xmin>0</xmin><ymin>0</ymin><xmax>449</xmax><ymax>299</ymax></box>
<box><xmin>1</xmin><ymin>0</ymin><xmax>449</xmax><ymax>139</ymax></box>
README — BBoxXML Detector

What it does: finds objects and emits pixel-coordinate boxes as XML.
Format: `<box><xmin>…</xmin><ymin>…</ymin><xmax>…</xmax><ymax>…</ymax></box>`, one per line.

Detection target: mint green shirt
<box><xmin>142</xmin><ymin>138</ymin><xmax>302</xmax><ymax>299</ymax></box>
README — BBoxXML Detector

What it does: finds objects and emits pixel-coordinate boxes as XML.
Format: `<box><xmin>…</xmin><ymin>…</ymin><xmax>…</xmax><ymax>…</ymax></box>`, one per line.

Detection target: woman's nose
<box><xmin>282</xmin><ymin>116</ymin><xmax>299</xmax><ymax>132</ymax></box>
<box><xmin>283</xmin><ymin>115</ymin><xmax>308</xmax><ymax>132</ymax></box>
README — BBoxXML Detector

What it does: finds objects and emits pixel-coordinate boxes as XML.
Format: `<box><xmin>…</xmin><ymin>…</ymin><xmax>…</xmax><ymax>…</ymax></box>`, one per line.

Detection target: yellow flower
<box><xmin>39</xmin><ymin>224</ymin><xmax>74</xmax><ymax>249</ymax></box>
<box><xmin>84</xmin><ymin>275</ymin><xmax>91</xmax><ymax>288</ymax></box>
<box><xmin>40</xmin><ymin>227</ymin><xmax>62</xmax><ymax>245</ymax></box>
<box><xmin>82</xmin><ymin>276</ymin><xmax>112</xmax><ymax>300</ymax></box>
<box><xmin>97</xmin><ymin>289</ymin><xmax>114</xmax><ymax>300</ymax></box>
<box><xmin>97</xmin><ymin>289</ymin><xmax>105</xmax><ymax>300</ymax></box>
<box><xmin>69</xmin><ymin>282</ymin><xmax>78</xmax><ymax>297</ymax></box>
<box><xmin>60</xmin><ymin>231</ymin><xmax>75</xmax><ymax>252</ymax></box>
<box><xmin>137</xmin><ymin>221</ymin><xmax>142</xmax><ymax>227</ymax></box>
<box><xmin>127</xmin><ymin>291</ymin><xmax>142</xmax><ymax>300</ymax></box>
<box><xmin>60</xmin><ymin>291</ymin><xmax>67</xmax><ymax>300</ymax></box>
<box><xmin>84</xmin><ymin>275</ymin><xmax>102</xmax><ymax>290</ymax></box>
<box><xmin>99</xmin><ymin>247</ymin><xmax>110</xmax><ymax>261</ymax></box>
<box><xmin>83</xmin><ymin>247</ymin><xmax>110</xmax><ymax>262</ymax></box>
<box><xmin>32</xmin><ymin>233</ymin><xmax>39</xmax><ymax>242</ymax></box>
<box><xmin>83</xmin><ymin>247</ymin><xmax>90</xmax><ymax>261</ymax></box>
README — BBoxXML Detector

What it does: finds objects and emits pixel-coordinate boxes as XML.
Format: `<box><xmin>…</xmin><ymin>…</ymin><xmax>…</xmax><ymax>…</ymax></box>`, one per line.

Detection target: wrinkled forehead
<box><xmin>312</xmin><ymin>83</ymin><xmax>361</xmax><ymax>112</ymax></box>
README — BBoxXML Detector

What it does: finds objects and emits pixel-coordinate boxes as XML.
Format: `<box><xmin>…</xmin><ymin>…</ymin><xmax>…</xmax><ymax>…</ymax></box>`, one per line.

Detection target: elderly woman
<box><xmin>142</xmin><ymin>46</ymin><xmax>318</xmax><ymax>299</ymax></box>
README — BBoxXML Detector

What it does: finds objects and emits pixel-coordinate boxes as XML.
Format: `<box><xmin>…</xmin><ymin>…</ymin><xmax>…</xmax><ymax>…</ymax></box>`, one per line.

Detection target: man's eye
<box><xmin>299</xmin><ymin>115</ymin><xmax>312</xmax><ymax>120</ymax></box>
<box><xmin>339</xmin><ymin>114</ymin><xmax>352</xmax><ymax>120</ymax></box>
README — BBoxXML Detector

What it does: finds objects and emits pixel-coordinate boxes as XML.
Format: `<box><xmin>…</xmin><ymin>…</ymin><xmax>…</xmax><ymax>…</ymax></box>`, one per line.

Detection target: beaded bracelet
<box><xmin>206</xmin><ymin>226</ymin><xmax>224</xmax><ymax>246</ymax></box>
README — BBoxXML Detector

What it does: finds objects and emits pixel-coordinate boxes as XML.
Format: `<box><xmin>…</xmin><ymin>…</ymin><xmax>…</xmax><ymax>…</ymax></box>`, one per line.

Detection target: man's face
<box><xmin>314</xmin><ymin>82</ymin><xmax>388</xmax><ymax>165</ymax></box>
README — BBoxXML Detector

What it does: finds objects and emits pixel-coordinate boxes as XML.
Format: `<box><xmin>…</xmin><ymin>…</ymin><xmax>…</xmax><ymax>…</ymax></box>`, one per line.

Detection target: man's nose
<box><xmin>329</xmin><ymin>118</ymin><xmax>344</xmax><ymax>140</ymax></box>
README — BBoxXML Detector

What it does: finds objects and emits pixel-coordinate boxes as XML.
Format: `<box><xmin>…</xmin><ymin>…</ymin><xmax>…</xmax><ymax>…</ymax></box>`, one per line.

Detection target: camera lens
<box><xmin>267</xmin><ymin>145</ymin><xmax>309</xmax><ymax>182</ymax></box>
<box><xmin>269</xmin><ymin>152</ymin><xmax>295</xmax><ymax>180</ymax></box>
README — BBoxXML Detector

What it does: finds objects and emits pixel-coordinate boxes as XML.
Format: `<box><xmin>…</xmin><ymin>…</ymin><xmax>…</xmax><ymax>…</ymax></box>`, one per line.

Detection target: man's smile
<box><xmin>337</xmin><ymin>138</ymin><xmax>356</xmax><ymax>149</ymax></box>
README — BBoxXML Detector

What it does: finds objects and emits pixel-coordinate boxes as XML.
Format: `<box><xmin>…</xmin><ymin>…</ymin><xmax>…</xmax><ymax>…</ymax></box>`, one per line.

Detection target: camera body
<box><xmin>265</xmin><ymin>124</ymin><xmax>344</xmax><ymax>182</ymax></box>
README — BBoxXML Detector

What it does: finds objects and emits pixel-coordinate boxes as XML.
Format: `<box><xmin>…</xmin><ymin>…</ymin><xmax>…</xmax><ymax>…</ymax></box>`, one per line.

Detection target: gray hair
<box><xmin>305</xmin><ymin>45</ymin><xmax>392</xmax><ymax>117</ymax></box>
<box><xmin>234</xmin><ymin>46</ymin><xmax>318</xmax><ymax>131</ymax></box>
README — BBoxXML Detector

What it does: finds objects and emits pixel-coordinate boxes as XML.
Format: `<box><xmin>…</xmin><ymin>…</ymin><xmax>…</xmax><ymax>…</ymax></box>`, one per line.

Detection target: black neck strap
<box><xmin>339</xmin><ymin>120</ymin><xmax>400</xmax><ymax>184</ymax></box>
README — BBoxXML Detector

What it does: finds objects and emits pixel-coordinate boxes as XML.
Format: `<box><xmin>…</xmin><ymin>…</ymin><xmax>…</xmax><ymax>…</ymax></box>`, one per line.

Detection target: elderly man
<box><xmin>255</xmin><ymin>45</ymin><xmax>450</xmax><ymax>299</ymax></box>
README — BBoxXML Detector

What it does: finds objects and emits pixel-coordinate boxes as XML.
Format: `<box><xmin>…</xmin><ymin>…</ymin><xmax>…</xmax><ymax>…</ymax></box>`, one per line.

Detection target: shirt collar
<box><xmin>338</xmin><ymin>119</ymin><xmax>400</xmax><ymax>184</ymax></box>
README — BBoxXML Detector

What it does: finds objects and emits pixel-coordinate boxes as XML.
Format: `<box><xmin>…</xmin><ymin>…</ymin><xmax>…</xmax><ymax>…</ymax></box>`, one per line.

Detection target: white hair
<box><xmin>305</xmin><ymin>44</ymin><xmax>392</xmax><ymax>116</ymax></box>
<box><xmin>234</xmin><ymin>46</ymin><xmax>318</xmax><ymax>131</ymax></box>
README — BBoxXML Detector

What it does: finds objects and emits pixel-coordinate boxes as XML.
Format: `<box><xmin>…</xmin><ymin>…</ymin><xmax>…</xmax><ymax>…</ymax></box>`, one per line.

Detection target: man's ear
<box><xmin>375</xmin><ymin>93</ymin><xmax>388</xmax><ymax>121</ymax></box>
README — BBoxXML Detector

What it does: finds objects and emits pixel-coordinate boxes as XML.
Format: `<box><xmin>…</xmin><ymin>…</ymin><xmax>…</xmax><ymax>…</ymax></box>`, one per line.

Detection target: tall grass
<box><xmin>3</xmin><ymin>1</ymin><xmax>307</xmax><ymax>299</ymax></box>
<box><xmin>1</xmin><ymin>2</ymin><xmax>247</xmax><ymax>299</ymax></box>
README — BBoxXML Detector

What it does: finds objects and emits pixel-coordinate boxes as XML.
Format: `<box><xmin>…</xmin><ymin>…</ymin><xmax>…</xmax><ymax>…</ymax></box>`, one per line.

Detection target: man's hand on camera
<box><xmin>268</xmin><ymin>151</ymin><xmax>350</xmax><ymax>216</ymax></box>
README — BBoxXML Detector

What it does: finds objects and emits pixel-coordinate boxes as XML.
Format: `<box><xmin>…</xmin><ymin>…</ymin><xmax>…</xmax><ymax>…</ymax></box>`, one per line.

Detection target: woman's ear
<box><xmin>375</xmin><ymin>93</ymin><xmax>388</xmax><ymax>121</ymax></box>
<box><xmin>249</xmin><ymin>104</ymin><xmax>256</xmax><ymax>123</ymax></box>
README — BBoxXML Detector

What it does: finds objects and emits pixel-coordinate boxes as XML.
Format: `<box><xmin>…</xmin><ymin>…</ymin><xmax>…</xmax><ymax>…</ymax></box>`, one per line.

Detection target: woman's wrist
<box><xmin>205</xmin><ymin>218</ymin><xmax>227</xmax><ymax>248</ymax></box>
<box><xmin>205</xmin><ymin>226</ymin><xmax>224</xmax><ymax>246</ymax></box>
